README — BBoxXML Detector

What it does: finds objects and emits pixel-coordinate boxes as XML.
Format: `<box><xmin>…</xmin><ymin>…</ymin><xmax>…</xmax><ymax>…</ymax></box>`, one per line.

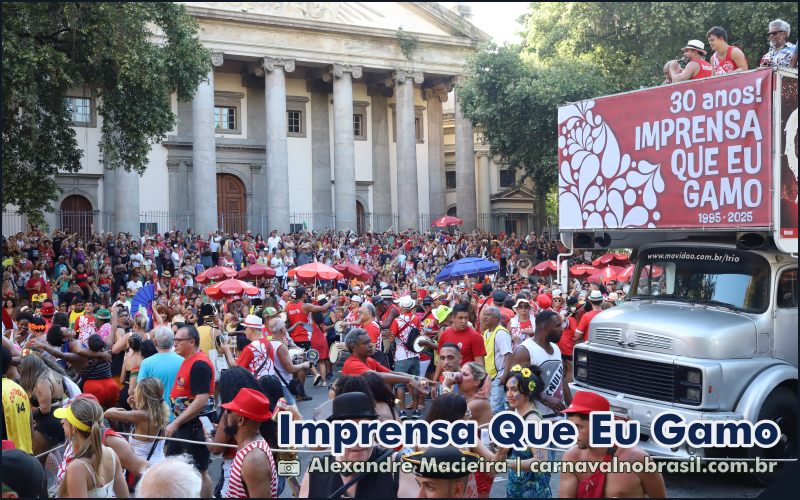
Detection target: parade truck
<box><xmin>557</xmin><ymin>67</ymin><xmax>798</xmax><ymax>483</ymax></box>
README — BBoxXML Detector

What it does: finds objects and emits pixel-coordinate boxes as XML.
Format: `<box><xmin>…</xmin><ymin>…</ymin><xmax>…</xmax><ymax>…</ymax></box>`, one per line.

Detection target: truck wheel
<box><xmin>748</xmin><ymin>387</ymin><xmax>799</xmax><ymax>485</ymax></box>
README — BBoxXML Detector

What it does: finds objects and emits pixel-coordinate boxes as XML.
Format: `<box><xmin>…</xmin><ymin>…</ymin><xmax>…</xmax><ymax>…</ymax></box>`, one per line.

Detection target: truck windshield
<box><xmin>631</xmin><ymin>247</ymin><xmax>770</xmax><ymax>313</ymax></box>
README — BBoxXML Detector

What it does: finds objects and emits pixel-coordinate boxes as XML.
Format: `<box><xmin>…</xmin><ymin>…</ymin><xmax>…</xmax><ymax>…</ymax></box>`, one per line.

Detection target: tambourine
<box><xmin>334</xmin><ymin>321</ymin><xmax>347</xmax><ymax>334</ymax></box>
<box><xmin>412</xmin><ymin>335</ymin><xmax>433</xmax><ymax>353</ymax></box>
<box><xmin>306</xmin><ymin>348</ymin><xmax>320</xmax><ymax>364</ymax></box>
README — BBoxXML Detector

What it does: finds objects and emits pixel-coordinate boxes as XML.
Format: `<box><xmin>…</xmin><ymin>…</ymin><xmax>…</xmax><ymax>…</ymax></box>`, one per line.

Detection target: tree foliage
<box><xmin>523</xmin><ymin>2</ymin><xmax>798</xmax><ymax>91</ymax></box>
<box><xmin>458</xmin><ymin>44</ymin><xmax>610</xmax><ymax>231</ymax></box>
<box><xmin>3</xmin><ymin>2</ymin><xmax>210</xmax><ymax>223</ymax></box>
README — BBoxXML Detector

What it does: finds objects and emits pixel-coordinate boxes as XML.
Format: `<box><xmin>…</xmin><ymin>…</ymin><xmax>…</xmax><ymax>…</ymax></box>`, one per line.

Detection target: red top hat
<box><xmin>222</xmin><ymin>388</ymin><xmax>272</xmax><ymax>422</ymax></box>
<box><xmin>562</xmin><ymin>390</ymin><xmax>610</xmax><ymax>415</ymax></box>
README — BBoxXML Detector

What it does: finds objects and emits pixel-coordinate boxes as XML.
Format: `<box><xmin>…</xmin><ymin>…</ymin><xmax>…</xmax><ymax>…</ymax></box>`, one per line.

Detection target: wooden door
<box><xmin>356</xmin><ymin>201</ymin><xmax>365</xmax><ymax>234</ymax></box>
<box><xmin>60</xmin><ymin>195</ymin><xmax>93</xmax><ymax>238</ymax></box>
<box><xmin>216</xmin><ymin>174</ymin><xmax>247</xmax><ymax>234</ymax></box>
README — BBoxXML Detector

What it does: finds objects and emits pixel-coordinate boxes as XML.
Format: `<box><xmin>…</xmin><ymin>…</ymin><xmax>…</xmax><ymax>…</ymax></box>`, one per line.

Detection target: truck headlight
<box><xmin>576</xmin><ymin>366</ymin><xmax>588</xmax><ymax>379</ymax></box>
<box><xmin>685</xmin><ymin>387</ymin><xmax>702</xmax><ymax>403</ymax></box>
<box><xmin>676</xmin><ymin>367</ymin><xmax>703</xmax><ymax>405</ymax></box>
<box><xmin>576</xmin><ymin>351</ymin><xmax>588</xmax><ymax>364</ymax></box>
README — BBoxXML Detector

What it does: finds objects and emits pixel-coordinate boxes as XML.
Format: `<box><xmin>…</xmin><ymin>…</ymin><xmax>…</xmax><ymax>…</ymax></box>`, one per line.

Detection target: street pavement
<box><xmin>207</xmin><ymin>376</ymin><xmax>765</xmax><ymax>498</ymax></box>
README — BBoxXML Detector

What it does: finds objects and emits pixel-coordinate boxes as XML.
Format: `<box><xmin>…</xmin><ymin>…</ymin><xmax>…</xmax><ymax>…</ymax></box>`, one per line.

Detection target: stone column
<box><xmin>102</xmin><ymin>167</ymin><xmax>116</xmax><ymax>233</ymax></box>
<box><xmin>191</xmin><ymin>52</ymin><xmax>223</xmax><ymax>235</ymax></box>
<box><xmin>369</xmin><ymin>84</ymin><xmax>392</xmax><ymax>230</ymax></box>
<box><xmin>115</xmin><ymin>168</ymin><xmax>140</xmax><ymax>236</ymax></box>
<box><xmin>260</xmin><ymin>57</ymin><xmax>295</xmax><ymax>235</ymax></box>
<box><xmin>477</xmin><ymin>151</ymin><xmax>492</xmax><ymax>229</ymax></box>
<box><xmin>424</xmin><ymin>85</ymin><xmax>450</xmax><ymax>218</ymax></box>
<box><xmin>394</xmin><ymin>70</ymin><xmax>424</xmax><ymax>232</ymax></box>
<box><xmin>308</xmin><ymin>81</ymin><xmax>333</xmax><ymax>230</ymax></box>
<box><xmin>454</xmin><ymin>84</ymin><xmax>477</xmax><ymax>231</ymax></box>
<box><xmin>325</xmin><ymin>64</ymin><xmax>362</xmax><ymax>232</ymax></box>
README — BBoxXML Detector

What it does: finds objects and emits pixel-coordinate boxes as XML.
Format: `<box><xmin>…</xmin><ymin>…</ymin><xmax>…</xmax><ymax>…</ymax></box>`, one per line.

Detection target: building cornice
<box><xmin>162</xmin><ymin>141</ymin><xmax>266</xmax><ymax>153</ymax></box>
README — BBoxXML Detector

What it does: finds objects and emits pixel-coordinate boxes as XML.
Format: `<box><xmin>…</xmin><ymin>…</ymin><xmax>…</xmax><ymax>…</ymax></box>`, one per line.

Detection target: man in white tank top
<box><xmin>510</xmin><ymin>310</ymin><xmax>569</xmax><ymax>419</ymax></box>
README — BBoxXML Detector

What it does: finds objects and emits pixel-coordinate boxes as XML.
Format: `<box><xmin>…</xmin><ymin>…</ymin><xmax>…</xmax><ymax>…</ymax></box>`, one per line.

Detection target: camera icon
<box><xmin>277</xmin><ymin>460</ymin><xmax>301</xmax><ymax>477</ymax></box>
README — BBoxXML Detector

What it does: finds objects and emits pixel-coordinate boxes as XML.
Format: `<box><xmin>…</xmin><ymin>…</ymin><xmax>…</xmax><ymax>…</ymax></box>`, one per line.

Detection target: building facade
<box><xmin>19</xmin><ymin>2</ymin><xmax>536</xmax><ymax>237</ymax></box>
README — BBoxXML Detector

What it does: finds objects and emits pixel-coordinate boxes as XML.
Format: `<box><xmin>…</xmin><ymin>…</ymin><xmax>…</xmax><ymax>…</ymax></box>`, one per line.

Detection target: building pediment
<box><xmin>184</xmin><ymin>2</ymin><xmax>489</xmax><ymax>42</ymax></box>
<box><xmin>491</xmin><ymin>186</ymin><xmax>535</xmax><ymax>202</ymax></box>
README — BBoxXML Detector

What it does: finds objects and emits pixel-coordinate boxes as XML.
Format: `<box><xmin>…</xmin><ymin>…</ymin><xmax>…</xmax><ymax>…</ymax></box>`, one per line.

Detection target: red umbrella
<box><xmin>618</xmin><ymin>265</ymin><xmax>636</xmax><ymax>282</ymax></box>
<box><xmin>591</xmin><ymin>253</ymin><xmax>630</xmax><ymax>268</ymax></box>
<box><xmin>533</xmin><ymin>260</ymin><xmax>558</xmax><ymax>275</ymax></box>
<box><xmin>432</xmin><ymin>216</ymin><xmax>464</xmax><ymax>228</ymax></box>
<box><xmin>335</xmin><ymin>263</ymin><xmax>369</xmax><ymax>280</ymax></box>
<box><xmin>287</xmin><ymin>262</ymin><xmax>344</xmax><ymax>281</ymax></box>
<box><xmin>204</xmin><ymin>279</ymin><xmax>259</xmax><ymax>300</ymax></box>
<box><xmin>587</xmin><ymin>265</ymin><xmax>627</xmax><ymax>283</ymax></box>
<box><xmin>237</xmin><ymin>264</ymin><xmax>276</xmax><ymax>280</ymax></box>
<box><xmin>196</xmin><ymin>266</ymin><xmax>238</xmax><ymax>284</ymax></box>
<box><xmin>569</xmin><ymin>264</ymin><xmax>598</xmax><ymax>277</ymax></box>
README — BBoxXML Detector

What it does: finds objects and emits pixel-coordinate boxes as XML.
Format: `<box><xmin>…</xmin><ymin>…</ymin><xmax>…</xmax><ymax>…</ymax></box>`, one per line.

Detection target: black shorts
<box><xmin>295</xmin><ymin>341</ymin><xmax>312</xmax><ymax>351</ymax></box>
<box><xmin>34</xmin><ymin>412</ymin><xmax>65</xmax><ymax>445</ymax></box>
<box><xmin>164</xmin><ymin>418</ymin><xmax>210</xmax><ymax>472</ymax></box>
<box><xmin>561</xmin><ymin>354</ymin><xmax>573</xmax><ymax>362</ymax></box>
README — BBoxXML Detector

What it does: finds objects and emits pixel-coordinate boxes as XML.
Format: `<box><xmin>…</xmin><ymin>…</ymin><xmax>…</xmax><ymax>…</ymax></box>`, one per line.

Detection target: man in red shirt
<box><xmin>575</xmin><ymin>290</ymin><xmax>605</xmax><ymax>344</ymax></box>
<box><xmin>342</xmin><ymin>329</ymin><xmax>430</xmax><ymax>393</ymax></box>
<box><xmin>24</xmin><ymin>270</ymin><xmax>47</xmax><ymax>302</ymax></box>
<box><xmin>434</xmin><ymin>304</ymin><xmax>486</xmax><ymax>385</ymax></box>
<box><xmin>707</xmin><ymin>26</ymin><xmax>747</xmax><ymax>75</ymax></box>
<box><xmin>668</xmin><ymin>39</ymin><xmax>713</xmax><ymax>82</ymax></box>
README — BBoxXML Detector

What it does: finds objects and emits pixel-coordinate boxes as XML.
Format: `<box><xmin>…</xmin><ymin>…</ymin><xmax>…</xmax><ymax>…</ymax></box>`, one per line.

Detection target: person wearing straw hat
<box><xmin>220</xmin><ymin>388</ymin><xmax>278</xmax><ymax>498</ymax></box>
<box><xmin>219</xmin><ymin>314</ymin><xmax>276</xmax><ymax>380</ymax></box>
<box><xmin>668</xmin><ymin>39</ymin><xmax>713</xmax><ymax>82</ymax></box>
<box><xmin>390</xmin><ymin>295</ymin><xmax>425</xmax><ymax>420</ymax></box>
<box><xmin>559</xmin><ymin>391</ymin><xmax>666</xmax><ymax>498</ymax></box>
<box><xmin>575</xmin><ymin>289</ymin><xmax>605</xmax><ymax>344</ymax></box>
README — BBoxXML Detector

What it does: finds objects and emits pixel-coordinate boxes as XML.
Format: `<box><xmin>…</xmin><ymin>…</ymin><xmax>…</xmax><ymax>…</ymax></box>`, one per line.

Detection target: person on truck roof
<box><xmin>668</xmin><ymin>39</ymin><xmax>713</xmax><ymax>82</ymax></box>
<box><xmin>707</xmin><ymin>26</ymin><xmax>748</xmax><ymax>74</ymax></box>
<box><xmin>760</xmin><ymin>19</ymin><xmax>795</xmax><ymax>67</ymax></box>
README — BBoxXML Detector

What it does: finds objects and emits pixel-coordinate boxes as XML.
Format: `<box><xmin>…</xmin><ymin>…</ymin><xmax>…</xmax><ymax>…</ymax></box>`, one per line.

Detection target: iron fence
<box><xmin>3</xmin><ymin>208</ymin><xmax>557</xmax><ymax>238</ymax></box>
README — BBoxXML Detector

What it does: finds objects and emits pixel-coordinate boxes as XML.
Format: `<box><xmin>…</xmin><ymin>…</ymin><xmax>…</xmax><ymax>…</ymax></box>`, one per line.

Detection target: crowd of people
<box><xmin>1</xmin><ymin>219</ymin><xmax>659</xmax><ymax>499</ymax></box>
<box><xmin>662</xmin><ymin>20</ymin><xmax>796</xmax><ymax>84</ymax></box>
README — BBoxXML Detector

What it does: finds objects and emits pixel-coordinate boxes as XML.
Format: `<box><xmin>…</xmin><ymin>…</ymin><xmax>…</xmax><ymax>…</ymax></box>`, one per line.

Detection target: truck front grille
<box><xmin>586</xmin><ymin>351</ymin><xmax>675</xmax><ymax>403</ymax></box>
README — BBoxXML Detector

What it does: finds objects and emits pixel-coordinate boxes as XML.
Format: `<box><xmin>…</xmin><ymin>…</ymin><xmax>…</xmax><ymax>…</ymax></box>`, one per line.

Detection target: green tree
<box><xmin>3</xmin><ymin>2</ymin><xmax>210</xmax><ymax>224</ymax></box>
<box><xmin>458</xmin><ymin>44</ymin><xmax>610</xmax><ymax>232</ymax></box>
<box><xmin>523</xmin><ymin>2</ymin><xmax>798</xmax><ymax>91</ymax></box>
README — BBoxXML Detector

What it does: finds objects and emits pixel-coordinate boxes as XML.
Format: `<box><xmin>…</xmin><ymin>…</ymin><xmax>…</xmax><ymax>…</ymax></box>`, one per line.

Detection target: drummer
<box><xmin>344</xmin><ymin>295</ymin><xmax>362</xmax><ymax>325</ymax></box>
<box><xmin>268</xmin><ymin>317</ymin><xmax>312</xmax><ymax>405</ymax></box>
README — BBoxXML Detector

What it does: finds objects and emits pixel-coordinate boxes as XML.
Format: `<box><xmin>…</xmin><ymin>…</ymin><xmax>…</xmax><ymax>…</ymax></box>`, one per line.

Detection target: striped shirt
<box><xmin>227</xmin><ymin>438</ymin><xmax>278</xmax><ymax>498</ymax></box>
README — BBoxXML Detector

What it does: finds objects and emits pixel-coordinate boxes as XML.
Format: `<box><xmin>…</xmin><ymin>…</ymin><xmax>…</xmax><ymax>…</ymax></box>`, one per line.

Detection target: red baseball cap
<box><xmin>222</xmin><ymin>388</ymin><xmax>273</xmax><ymax>422</ymax></box>
<box><xmin>562</xmin><ymin>391</ymin><xmax>610</xmax><ymax>415</ymax></box>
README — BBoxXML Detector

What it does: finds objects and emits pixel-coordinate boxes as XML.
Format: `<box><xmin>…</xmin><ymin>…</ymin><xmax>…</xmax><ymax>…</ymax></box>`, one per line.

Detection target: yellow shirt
<box><xmin>2</xmin><ymin>377</ymin><xmax>32</xmax><ymax>453</ymax></box>
<box><xmin>69</xmin><ymin>310</ymin><xmax>85</xmax><ymax>328</ymax></box>
<box><xmin>197</xmin><ymin>324</ymin><xmax>214</xmax><ymax>355</ymax></box>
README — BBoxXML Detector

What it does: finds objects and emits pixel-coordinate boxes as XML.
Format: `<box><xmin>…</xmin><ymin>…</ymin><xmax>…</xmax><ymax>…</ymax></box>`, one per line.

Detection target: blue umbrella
<box><xmin>130</xmin><ymin>283</ymin><xmax>155</xmax><ymax>329</ymax></box>
<box><xmin>436</xmin><ymin>257</ymin><xmax>499</xmax><ymax>282</ymax></box>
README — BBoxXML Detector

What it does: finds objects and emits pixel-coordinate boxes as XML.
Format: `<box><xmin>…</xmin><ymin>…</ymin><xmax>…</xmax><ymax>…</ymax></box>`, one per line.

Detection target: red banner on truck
<box><xmin>559</xmin><ymin>69</ymin><xmax>773</xmax><ymax>230</ymax></box>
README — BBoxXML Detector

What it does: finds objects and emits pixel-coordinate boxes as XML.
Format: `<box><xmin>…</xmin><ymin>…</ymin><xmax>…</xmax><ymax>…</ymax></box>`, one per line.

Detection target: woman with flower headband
<box><xmin>493</xmin><ymin>363</ymin><xmax>551</xmax><ymax>498</ymax></box>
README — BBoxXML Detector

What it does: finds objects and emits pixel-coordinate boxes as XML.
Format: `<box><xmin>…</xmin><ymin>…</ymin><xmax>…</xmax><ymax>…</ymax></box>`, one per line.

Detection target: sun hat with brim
<box><xmin>241</xmin><ymin>314</ymin><xmax>263</xmax><ymax>329</ymax></box>
<box><xmin>327</xmin><ymin>392</ymin><xmax>379</xmax><ymax>421</ymax></box>
<box><xmin>433</xmin><ymin>305</ymin><xmax>453</xmax><ymax>324</ymax></box>
<box><xmin>397</xmin><ymin>295</ymin><xmax>415</xmax><ymax>310</ymax></box>
<box><xmin>262</xmin><ymin>307</ymin><xmax>279</xmax><ymax>318</ymax></box>
<box><xmin>221</xmin><ymin>388</ymin><xmax>272</xmax><ymax>422</ymax></box>
<box><xmin>562</xmin><ymin>390</ymin><xmax>610</xmax><ymax>415</ymax></box>
<box><xmin>171</xmin><ymin>315</ymin><xmax>186</xmax><ymax>325</ymax></box>
<box><xmin>608</xmin><ymin>292</ymin><xmax>620</xmax><ymax>302</ymax></box>
<box><xmin>351</xmin><ymin>295</ymin><xmax>363</xmax><ymax>304</ymax></box>
<box><xmin>379</xmin><ymin>288</ymin><xmax>394</xmax><ymax>299</ymax></box>
<box><xmin>53</xmin><ymin>406</ymin><xmax>91</xmax><ymax>432</ymax></box>
<box><xmin>162</xmin><ymin>271</ymin><xmax>171</xmax><ymax>278</ymax></box>
<box><xmin>94</xmin><ymin>308</ymin><xmax>111</xmax><ymax>320</ymax></box>
<box><xmin>513</xmin><ymin>298</ymin><xmax>531</xmax><ymax>309</ymax></box>
<box><xmin>588</xmin><ymin>290</ymin><xmax>604</xmax><ymax>302</ymax></box>
<box><xmin>682</xmin><ymin>39</ymin><xmax>706</xmax><ymax>55</ymax></box>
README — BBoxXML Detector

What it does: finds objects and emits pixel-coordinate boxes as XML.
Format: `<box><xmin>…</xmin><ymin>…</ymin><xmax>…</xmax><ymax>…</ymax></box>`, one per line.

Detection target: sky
<box><xmin>439</xmin><ymin>2</ymin><xmax>531</xmax><ymax>45</ymax></box>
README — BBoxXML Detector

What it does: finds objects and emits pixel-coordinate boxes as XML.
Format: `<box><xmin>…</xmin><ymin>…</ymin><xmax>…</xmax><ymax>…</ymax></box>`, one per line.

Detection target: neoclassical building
<box><xmin>28</xmin><ymin>2</ymin><xmax>537</xmax><ymax>237</ymax></box>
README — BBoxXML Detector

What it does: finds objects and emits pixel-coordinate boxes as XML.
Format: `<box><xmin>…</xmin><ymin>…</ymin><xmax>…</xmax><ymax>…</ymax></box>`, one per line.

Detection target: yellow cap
<box><xmin>53</xmin><ymin>406</ymin><xmax>90</xmax><ymax>432</ymax></box>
